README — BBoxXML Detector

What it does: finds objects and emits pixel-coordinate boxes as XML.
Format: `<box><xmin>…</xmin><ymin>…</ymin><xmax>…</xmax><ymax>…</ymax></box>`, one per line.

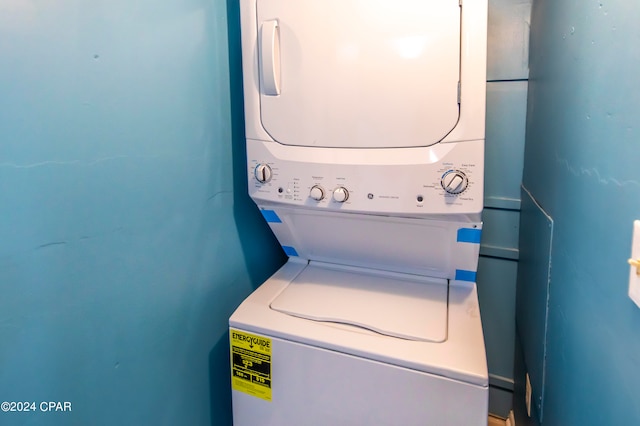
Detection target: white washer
<box><xmin>231</xmin><ymin>260</ymin><xmax>487</xmax><ymax>425</ymax></box>
<box><xmin>231</xmin><ymin>0</ymin><xmax>488</xmax><ymax>424</ymax></box>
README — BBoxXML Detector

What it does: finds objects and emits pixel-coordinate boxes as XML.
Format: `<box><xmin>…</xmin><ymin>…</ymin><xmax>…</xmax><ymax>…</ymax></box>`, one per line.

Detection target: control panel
<box><xmin>247</xmin><ymin>140</ymin><xmax>484</xmax><ymax>217</ymax></box>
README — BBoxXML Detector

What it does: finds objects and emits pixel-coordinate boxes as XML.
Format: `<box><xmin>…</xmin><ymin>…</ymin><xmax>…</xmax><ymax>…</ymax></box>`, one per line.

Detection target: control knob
<box><xmin>254</xmin><ymin>164</ymin><xmax>272</xmax><ymax>183</ymax></box>
<box><xmin>309</xmin><ymin>185</ymin><xmax>325</xmax><ymax>201</ymax></box>
<box><xmin>333</xmin><ymin>187</ymin><xmax>349</xmax><ymax>203</ymax></box>
<box><xmin>441</xmin><ymin>170</ymin><xmax>469</xmax><ymax>194</ymax></box>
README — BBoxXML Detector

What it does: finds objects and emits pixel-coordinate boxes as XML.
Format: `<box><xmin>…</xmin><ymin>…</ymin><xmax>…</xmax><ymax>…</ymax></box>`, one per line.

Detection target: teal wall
<box><xmin>0</xmin><ymin>0</ymin><xmax>543</xmax><ymax>423</ymax></box>
<box><xmin>480</xmin><ymin>0</ymin><xmax>531</xmax><ymax>417</ymax></box>
<box><xmin>0</xmin><ymin>1</ymin><xmax>284</xmax><ymax>425</ymax></box>
<box><xmin>516</xmin><ymin>0</ymin><xmax>640</xmax><ymax>424</ymax></box>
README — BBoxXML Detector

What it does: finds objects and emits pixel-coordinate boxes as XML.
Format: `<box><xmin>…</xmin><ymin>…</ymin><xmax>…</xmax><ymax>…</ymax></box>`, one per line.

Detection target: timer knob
<box><xmin>254</xmin><ymin>164</ymin><xmax>272</xmax><ymax>183</ymax></box>
<box><xmin>309</xmin><ymin>185</ymin><xmax>325</xmax><ymax>201</ymax></box>
<box><xmin>441</xmin><ymin>170</ymin><xmax>469</xmax><ymax>194</ymax></box>
<box><xmin>333</xmin><ymin>187</ymin><xmax>349</xmax><ymax>203</ymax></box>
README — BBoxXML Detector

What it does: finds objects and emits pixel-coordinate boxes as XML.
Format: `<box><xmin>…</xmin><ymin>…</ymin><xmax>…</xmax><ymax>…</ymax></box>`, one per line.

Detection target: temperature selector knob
<box><xmin>333</xmin><ymin>187</ymin><xmax>349</xmax><ymax>203</ymax></box>
<box><xmin>441</xmin><ymin>170</ymin><xmax>469</xmax><ymax>194</ymax></box>
<box><xmin>254</xmin><ymin>164</ymin><xmax>272</xmax><ymax>183</ymax></box>
<box><xmin>309</xmin><ymin>185</ymin><xmax>325</xmax><ymax>201</ymax></box>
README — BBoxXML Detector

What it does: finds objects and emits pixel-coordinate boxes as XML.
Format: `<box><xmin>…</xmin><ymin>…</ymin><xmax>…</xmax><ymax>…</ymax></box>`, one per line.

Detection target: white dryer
<box><xmin>230</xmin><ymin>1</ymin><xmax>488</xmax><ymax>425</ymax></box>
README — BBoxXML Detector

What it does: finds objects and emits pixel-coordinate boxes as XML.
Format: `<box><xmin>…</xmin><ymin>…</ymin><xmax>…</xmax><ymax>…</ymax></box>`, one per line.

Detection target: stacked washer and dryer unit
<box><xmin>230</xmin><ymin>0</ymin><xmax>488</xmax><ymax>424</ymax></box>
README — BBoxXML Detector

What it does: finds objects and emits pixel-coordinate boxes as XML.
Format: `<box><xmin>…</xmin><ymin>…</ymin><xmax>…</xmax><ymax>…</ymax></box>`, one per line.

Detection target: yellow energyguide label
<box><xmin>230</xmin><ymin>329</ymin><xmax>272</xmax><ymax>401</ymax></box>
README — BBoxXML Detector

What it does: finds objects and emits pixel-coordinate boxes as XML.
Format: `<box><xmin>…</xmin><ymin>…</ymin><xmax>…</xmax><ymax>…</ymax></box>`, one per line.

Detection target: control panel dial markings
<box><xmin>440</xmin><ymin>170</ymin><xmax>469</xmax><ymax>195</ymax></box>
<box><xmin>309</xmin><ymin>185</ymin><xmax>325</xmax><ymax>201</ymax></box>
<box><xmin>254</xmin><ymin>164</ymin><xmax>273</xmax><ymax>183</ymax></box>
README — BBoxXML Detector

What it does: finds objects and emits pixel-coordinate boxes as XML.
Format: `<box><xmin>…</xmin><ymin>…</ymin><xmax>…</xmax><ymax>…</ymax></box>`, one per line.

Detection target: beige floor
<box><xmin>488</xmin><ymin>415</ymin><xmax>507</xmax><ymax>426</ymax></box>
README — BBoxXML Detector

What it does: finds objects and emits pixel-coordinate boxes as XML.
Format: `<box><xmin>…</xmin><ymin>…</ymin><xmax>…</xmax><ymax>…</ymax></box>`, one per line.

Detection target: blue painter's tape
<box><xmin>455</xmin><ymin>269</ymin><xmax>477</xmax><ymax>282</ymax></box>
<box><xmin>457</xmin><ymin>228</ymin><xmax>482</xmax><ymax>244</ymax></box>
<box><xmin>282</xmin><ymin>246</ymin><xmax>299</xmax><ymax>257</ymax></box>
<box><xmin>261</xmin><ymin>210</ymin><xmax>282</xmax><ymax>223</ymax></box>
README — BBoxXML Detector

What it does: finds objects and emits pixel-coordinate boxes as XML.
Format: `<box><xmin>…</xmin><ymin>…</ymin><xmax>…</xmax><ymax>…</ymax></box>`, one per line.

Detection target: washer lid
<box><xmin>270</xmin><ymin>263</ymin><xmax>448</xmax><ymax>342</ymax></box>
<box><xmin>256</xmin><ymin>0</ymin><xmax>461</xmax><ymax>148</ymax></box>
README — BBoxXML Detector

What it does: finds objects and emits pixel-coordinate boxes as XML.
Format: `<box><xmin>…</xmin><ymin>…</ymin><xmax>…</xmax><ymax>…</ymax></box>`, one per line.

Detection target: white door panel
<box><xmin>257</xmin><ymin>0</ymin><xmax>461</xmax><ymax>148</ymax></box>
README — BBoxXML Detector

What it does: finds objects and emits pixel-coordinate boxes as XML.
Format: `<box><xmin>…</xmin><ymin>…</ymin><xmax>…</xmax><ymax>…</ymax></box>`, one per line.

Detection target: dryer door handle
<box><xmin>260</xmin><ymin>20</ymin><xmax>281</xmax><ymax>96</ymax></box>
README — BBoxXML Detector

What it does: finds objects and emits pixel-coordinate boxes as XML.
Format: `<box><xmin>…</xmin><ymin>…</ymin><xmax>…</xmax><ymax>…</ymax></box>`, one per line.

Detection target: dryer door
<box><xmin>256</xmin><ymin>0</ymin><xmax>461</xmax><ymax>148</ymax></box>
